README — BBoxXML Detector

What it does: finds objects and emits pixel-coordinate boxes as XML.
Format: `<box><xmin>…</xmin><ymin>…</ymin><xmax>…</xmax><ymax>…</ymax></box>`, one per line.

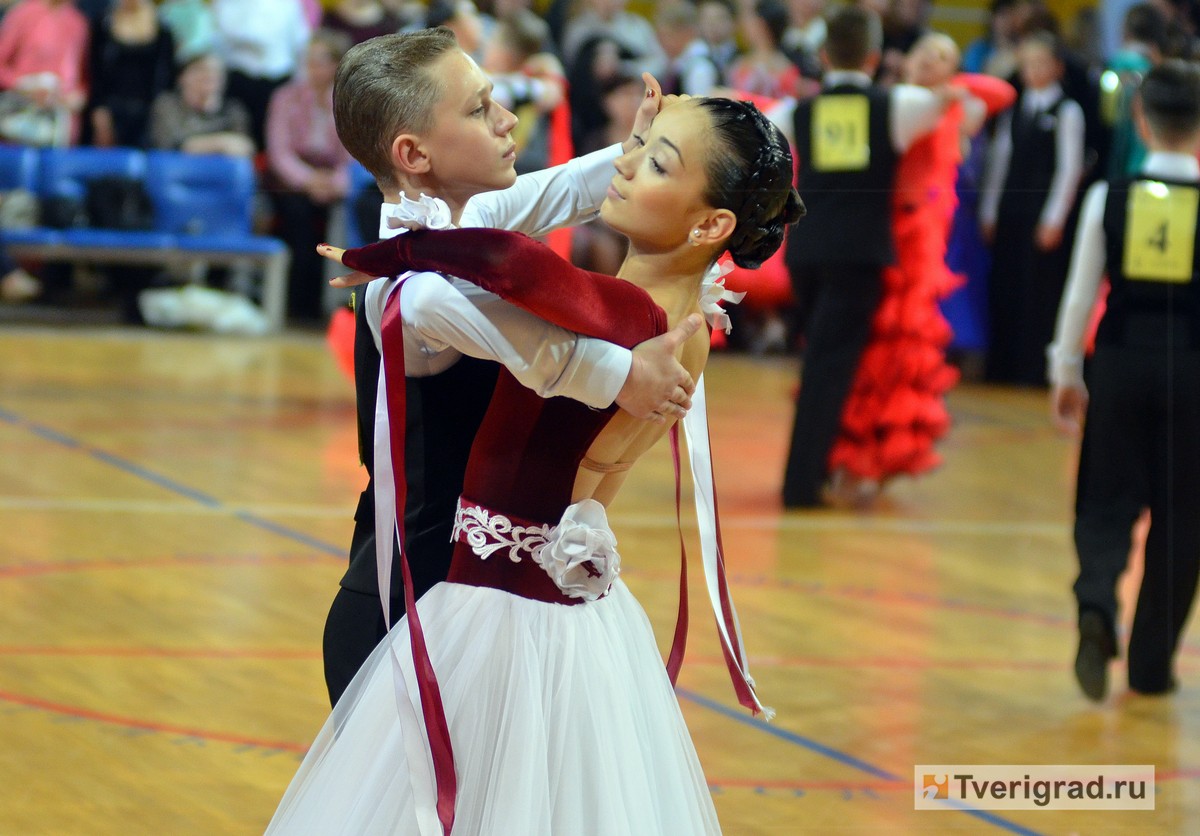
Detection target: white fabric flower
<box><xmin>385</xmin><ymin>192</ymin><xmax>454</xmax><ymax>231</ymax></box>
<box><xmin>698</xmin><ymin>261</ymin><xmax>745</xmax><ymax>335</ymax></box>
<box><xmin>533</xmin><ymin>499</ymin><xmax>620</xmax><ymax>602</ymax></box>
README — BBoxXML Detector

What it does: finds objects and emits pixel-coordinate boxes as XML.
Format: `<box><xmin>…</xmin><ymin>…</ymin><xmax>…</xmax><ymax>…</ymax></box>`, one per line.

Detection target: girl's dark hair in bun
<box><xmin>696</xmin><ymin>97</ymin><xmax>805</xmax><ymax>269</ymax></box>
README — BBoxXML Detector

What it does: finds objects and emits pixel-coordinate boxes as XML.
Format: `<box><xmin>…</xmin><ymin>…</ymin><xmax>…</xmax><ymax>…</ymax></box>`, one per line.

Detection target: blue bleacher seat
<box><xmin>39</xmin><ymin>147</ymin><xmax>146</xmax><ymax>204</ymax></box>
<box><xmin>0</xmin><ymin>144</ymin><xmax>40</xmax><ymax>192</ymax></box>
<box><xmin>145</xmin><ymin>151</ymin><xmax>258</xmax><ymax>238</ymax></box>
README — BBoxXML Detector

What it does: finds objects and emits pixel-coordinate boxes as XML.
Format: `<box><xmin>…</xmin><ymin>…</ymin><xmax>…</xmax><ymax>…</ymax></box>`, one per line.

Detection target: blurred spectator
<box><xmin>159</xmin><ymin>0</ymin><xmax>216</xmax><ymax>63</ymax></box>
<box><xmin>149</xmin><ymin>52</ymin><xmax>253</xmax><ymax>156</ymax></box>
<box><xmin>562</xmin><ymin>0</ymin><xmax>666</xmax><ymax>81</ymax></box>
<box><xmin>566</xmin><ymin>32</ymin><xmax>635</xmax><ymax>150</ymax></box>
<box><xmin>962</xmin><ymin>0</ymin><xmax>1026</xmax><ymax>77</ymax></box>
<box><xmin>571</xmin><ymin>71</ymin><xmax>641</xmax><ymax>276</ymax></box>
<box><xmin>1018</xmin><ymin>4</ymin><xmax>1106</xmax><ymax>183</ymax></box>
<box><xmin>878</xmin><ymin>0</ymin><xmax>930</xmax><ymax>86</ymax></box>
<box><xmin>697</xmin><ymin>0</ymin><xmax>739</xmax><ymax>74</ymax></box>
<box><xmin>979</xmin><ymin>31</ymin><xmax>1085</xmax><ymax>385</ymax></box>
<box><xmin>727</xmin><ymin>0</ymin><xmax>810</xmax><ymax>99</ymax></box>
<box><xmin>322</xmin><ymin>0</ymin><xmax>403</xmax><ymax>45</ymax></box>
<box><xmin>0</xmin><ymin>0</ymin><xmax>89</xmax><ymax>145</ymax></box>
<box><xmin>88</xmin><ymin>0</ymin><xmax>176</xmax><ymax>147</ymax></box>
<box><xmin>783</xmin><ymin>0</ymin><xmax>826</xmax><ymax>59</ymax></box>
<box><xmin>265</xmin><ymin>28</ymin><xmax>353</xmax><ymax>323</ymax></box>
<box><xmin>212</xmin><ymin>0</ymin><xmax>310</xmax><ymax>148</ymax></box>
<box><xmin>481</xmin><ymin>8</ymin><xmax>565</xmax><ymax>174</ymax></box>
<box><xmin>426</xmin><ymin>0</ymin><xmax>484</xmax><ymax>57</ymax></box>
<box><xmin>1103</xmin><ymin>2</ymin><xmax>1167</xmax><ymax>179</ymax></box>
<box><xmin>655</xmin><ymin>2</ymin><xmax>721</xmax><ymax>96</ymax></box>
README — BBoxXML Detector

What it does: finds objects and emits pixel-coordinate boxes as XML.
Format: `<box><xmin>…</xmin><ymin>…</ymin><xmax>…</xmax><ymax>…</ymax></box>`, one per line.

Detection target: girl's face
<box><xmin>905</xmin><ymin>34</ymin><xmax>959</xmax><ymax>87</ymax></box>
<box><xmin>601</xmin><ymin>100</ymin><xmax>717</xmax><ymax>252</ymax></box>
<box><xmin>422</xmin><ymin>50</ymin><xmax>520</xmax><ymax>206</ymax></box>
<box><xmin>1018</xmin><ymin>41</ymin><xmax>1061</xmax><ymax>90</ymax></box>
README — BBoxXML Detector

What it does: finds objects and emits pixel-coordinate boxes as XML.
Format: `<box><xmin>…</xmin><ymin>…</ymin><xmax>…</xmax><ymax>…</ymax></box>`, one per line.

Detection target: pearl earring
<box><xmin>690</xmin><ymin>229</ymin><xmax>701</xmax><ymax>246</ymax></box>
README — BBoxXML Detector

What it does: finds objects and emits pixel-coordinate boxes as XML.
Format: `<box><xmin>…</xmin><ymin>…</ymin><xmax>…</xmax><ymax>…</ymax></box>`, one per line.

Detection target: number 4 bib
<box><xmin>812</xmin><ymin>95</ymin><xmax>870</xmax><ymax>172</ymax></box>
<box><xmin>1124</xmin><ymin>181</ymin><xmax>1198</xmax><ymax>283</ymax></box>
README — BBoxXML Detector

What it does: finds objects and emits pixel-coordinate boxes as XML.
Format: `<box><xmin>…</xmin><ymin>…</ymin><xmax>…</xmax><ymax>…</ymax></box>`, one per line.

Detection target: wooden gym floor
<box><xmin>0</xmin><ymin>326</ymin><xmax>1195</xmax><ymax>835</ymax></box>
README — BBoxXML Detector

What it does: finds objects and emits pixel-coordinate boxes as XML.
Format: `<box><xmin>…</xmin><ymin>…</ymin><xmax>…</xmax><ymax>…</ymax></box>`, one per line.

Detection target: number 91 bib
<box><xmin>1124</xmin><ymin>181</ymin><xmax>1198</xmax><ymax>283</ymax></box>
<box><xmin>812</xmin><ymin>95</ymin><xmax>870</xmax><ymax>172</ymax></box>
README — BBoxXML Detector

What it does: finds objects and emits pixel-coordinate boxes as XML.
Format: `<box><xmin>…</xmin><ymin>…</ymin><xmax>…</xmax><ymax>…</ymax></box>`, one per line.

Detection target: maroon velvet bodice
<box><xmin>343</xmin><ymin>227</ymin><xmax>669</xmax><ymax>527</ymax></box>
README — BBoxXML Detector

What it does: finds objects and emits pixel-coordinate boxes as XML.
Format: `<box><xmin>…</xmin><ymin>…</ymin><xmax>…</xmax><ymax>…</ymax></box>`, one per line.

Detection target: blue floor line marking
<box><xmin>8</xmin><ymin>404</ymin><xmax>1048</xmax><ymax>835</ymax></box>
<box><xmin>679</xmin><ymin>684</ymin><xmax>1048</xmax><ymax>836</ymax></box>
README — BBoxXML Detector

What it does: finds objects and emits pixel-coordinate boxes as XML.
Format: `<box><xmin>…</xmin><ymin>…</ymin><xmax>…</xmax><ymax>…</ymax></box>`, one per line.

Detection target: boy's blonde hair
<box><xmin>333</xmin><ymin>28</ymin><xmax>459</xmax><ymax>188</ymax></box>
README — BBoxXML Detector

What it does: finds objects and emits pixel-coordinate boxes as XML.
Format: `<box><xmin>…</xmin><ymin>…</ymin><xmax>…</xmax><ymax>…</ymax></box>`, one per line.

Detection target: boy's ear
<box><xmin>391</xmin><ymin>133</ymin><xmax>432</xmax><ymax>176</ymax></box>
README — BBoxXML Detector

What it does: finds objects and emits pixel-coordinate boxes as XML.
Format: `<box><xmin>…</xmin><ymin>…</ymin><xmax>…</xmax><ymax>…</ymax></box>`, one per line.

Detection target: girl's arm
<box><xmin>337</xmin><ymin>229</ymin><xmax>665</xmax><ymax>348</ymax></box>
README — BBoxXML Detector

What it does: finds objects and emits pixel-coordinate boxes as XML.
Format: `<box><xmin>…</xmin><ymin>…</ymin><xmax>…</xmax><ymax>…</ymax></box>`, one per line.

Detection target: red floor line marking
<box><xmin>0</xmin><ymin>553</ymin><xmax>330</xmax><ymax>578</ymax></box>
<box><xmin>0</xmin><ymin>645</ymin><xmax>321</xmax><ymax>660</ymax></box>
<box><xmin>0</xmin><ymin>688</ymin><xmax>307</xmax><ymax>752</ymax></box>
<box><xmin>706</xmin><ymin>777</ymin><xmax>903</xmax><ymax>792</ymax></box>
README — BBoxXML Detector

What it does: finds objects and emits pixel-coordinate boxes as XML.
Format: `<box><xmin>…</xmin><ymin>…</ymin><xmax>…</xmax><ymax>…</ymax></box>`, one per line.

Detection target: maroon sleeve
<box><xmin>343</xmin><ymin>228</ymin><xmax>667</xmax><ymax>348</ymax></box>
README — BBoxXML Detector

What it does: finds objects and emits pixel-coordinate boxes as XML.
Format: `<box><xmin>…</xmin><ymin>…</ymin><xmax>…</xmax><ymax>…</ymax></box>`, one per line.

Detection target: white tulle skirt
<box><xmin>266</xmin><ymin>579</ymin><xmax>721</xmax><ymax>835</ymax></box>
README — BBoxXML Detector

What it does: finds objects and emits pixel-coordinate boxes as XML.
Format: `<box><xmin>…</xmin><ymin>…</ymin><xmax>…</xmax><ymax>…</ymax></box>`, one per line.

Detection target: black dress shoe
<box><xmin>1075</xmin><ymin>610</ymin><xmax>1116</xmax><ymax>702</ymax></box>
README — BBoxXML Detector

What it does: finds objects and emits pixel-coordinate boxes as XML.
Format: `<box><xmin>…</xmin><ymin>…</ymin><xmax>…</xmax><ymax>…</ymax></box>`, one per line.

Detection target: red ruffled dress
<box><xmin>829</xmin><ymin>75</ymin><xmax>1016</xmax><ymax>483</ymax></box>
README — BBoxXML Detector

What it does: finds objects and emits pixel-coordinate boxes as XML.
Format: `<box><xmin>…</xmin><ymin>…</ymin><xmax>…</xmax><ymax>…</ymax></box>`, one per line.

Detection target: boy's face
<box><xmin>421</xmin><ymin>50</ymin><xmax>520</xmax><ymax>203</ymax></box>
<box><xmin>1018</xmin><ymin>41</ymin><xmax>1060</xmax><ymax>89</ymax></box>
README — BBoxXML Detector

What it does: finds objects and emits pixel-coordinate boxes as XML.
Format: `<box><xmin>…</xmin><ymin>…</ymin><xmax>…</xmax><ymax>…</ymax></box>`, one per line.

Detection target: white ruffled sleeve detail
<box><xmin>698</xmin><ymin>261</ymin><xmax>745</xmax><ymax>335</ymax></box>
<box><xmin>533</xmin><ymin>499</ymin><xmax>621</xmax><ymax>602</ymax></box>
<box><xmin>385</xmin><ymin>192</ymin><xmax>455</xmax><ymax>231</ymax></box>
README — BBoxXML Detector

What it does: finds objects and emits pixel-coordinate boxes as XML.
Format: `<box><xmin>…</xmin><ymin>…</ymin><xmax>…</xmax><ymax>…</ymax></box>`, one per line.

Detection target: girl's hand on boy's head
<box><xmin>319</xmin><ymin>244</ymin><xmax>375</xmax><ymax>289</ymax></box>
<box><xmin>622</xmin><ymin>73</ymin><xmax>664</xmax><ymax>154</ymax></box>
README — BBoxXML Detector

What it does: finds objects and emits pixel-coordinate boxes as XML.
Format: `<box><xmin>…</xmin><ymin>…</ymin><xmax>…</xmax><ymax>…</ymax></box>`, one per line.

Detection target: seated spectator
<box><xmin>322</xmin><ymin>0</ymin><xmax>403</xmax><ymax>45</ymax></box>
<box><xmin>727</xmin><ymin>0</ymin><xmax>811</xmax><ymax>99</ymax></box>
<box><xmin>0</xmin><ymin>0</ymin><xmax>89</xmax><ymax>145</ymax></box>
<box><xmin>265</xmin><ymin>28</ymin><xmax>353</xmax><ymax>323</ymax></box>
<box><xmin>149</xmin><ymin>52</ymin><xmax>254</xmax><ymax>157</ymax></box>
<box><xmin>88</xmin><ymin>0</ymin><xmax>176</xmax><ymax>147</ymax></box>
<box><xmin>655</xmin><ymin>2</ymin><xmax>721</xmax><ymax>96</ymax></box>
<box><xmin>159</xmin><ymin>0</ymin><xmax>216</xmax><ymax>64</ymax></box>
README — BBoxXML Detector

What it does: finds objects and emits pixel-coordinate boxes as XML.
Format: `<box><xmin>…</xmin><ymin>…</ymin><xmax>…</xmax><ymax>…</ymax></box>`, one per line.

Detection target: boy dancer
<box><xmin>323</xmin><ymin>30</ymin><xmax>700</xmax><ymax>705</ymax></box>
<box><xmin>1048</xmin><ymin>60</ymin><xmax>1200</xmax><ymax>700</ymax></box>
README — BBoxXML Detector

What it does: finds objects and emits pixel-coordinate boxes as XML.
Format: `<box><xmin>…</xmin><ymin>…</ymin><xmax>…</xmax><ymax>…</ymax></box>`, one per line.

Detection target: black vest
<box><xmin>786</xmin><ymin>83</ymin><xmax>897</xmax><ymax>267</ymax></box>
<box><xmin>999</xmin><ymin>94</ymin><xmax>1065</xmax><ymax>219</ymax></box>
<box><xmin>1097</xmin><ymin>175</ymin><xmax>1200</xmax><ymax>350</ymax></box>
<box><xmin>342</xmin><ymin>299</ymin><xmax>500</xmax><ymax>598</ymax></box>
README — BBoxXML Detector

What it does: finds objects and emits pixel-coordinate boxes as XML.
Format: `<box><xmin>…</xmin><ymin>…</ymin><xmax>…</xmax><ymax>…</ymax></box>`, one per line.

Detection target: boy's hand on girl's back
<box><xmin>1050</xmin><ymin>384</ymin><xmax>1088</xmax><ymax>437</ymax></box>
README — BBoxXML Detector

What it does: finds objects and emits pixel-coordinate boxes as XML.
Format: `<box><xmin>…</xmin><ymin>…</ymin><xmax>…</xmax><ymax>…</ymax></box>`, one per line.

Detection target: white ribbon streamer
<box><xmin>681</xmin><ymin>373</ymin><xmax>772</xmax><ymax>718</ymax></box>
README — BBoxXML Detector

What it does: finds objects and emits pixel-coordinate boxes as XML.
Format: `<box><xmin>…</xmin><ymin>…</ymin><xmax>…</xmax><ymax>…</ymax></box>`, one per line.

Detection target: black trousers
<box><xmin>322</xmin><ymin>587</ymin><xmax>401</xmax><ymax>707</ymax></box>
<box><xmin>224</xmin><ymin>70</ymin><xmax>287</xmax><ymax>151</ymax></box>
<box><xmin>270</xmin><ymin>189</ymin><xmax>331</xmax><ymax>322</ymax></box>
<box><xmin>1072</xmin><ymin>345</ymin><xmax>1200</xmax><ymax>691</ymax></box>
<box><xmin>782</xmin><ymin>262</ymin><xmax>884</xmax><ymax>506</ymax></box>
